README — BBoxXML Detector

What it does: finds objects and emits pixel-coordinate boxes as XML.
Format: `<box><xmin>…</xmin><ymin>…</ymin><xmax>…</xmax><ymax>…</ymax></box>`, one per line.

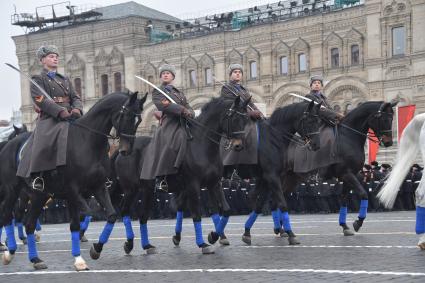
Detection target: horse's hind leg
<box><xmin>135</xmin><ymin>180</ymin><xmax>157</xmax><ymax>254</ymax></box>
<box><xmin>173</xmin><ymin>190</ymin><xmax>186</xmax><ymax>246</ymax></box>
<box><xmin>343</xmin><ymin>172</ymin><xmax>369</xmax><ymax>232</ymax></box>
<box><xmin>90</xmin><ymin>186</ymin><xmax>118</xmax><ymax>260</ymax></box>
<box><xmin>14</xmin><ymin>191</ymin><xmax>28</xmax><ymax>244</ymax></box>
<box><xmin>24</xmin><ymin>192</ymin><xmax>48</xmax><ymax>270</ymax></box>
<box><xmin>338</xmin><ymin>185</ymin><xmax>355</xmax><ymax>236</ymax></box>
<box><xmin>242</xmin><ymin>178</ymin><xmax>266</xmax><ymax>246</ymax></box>
<box><xmin>79</xmin><ymin>197</ymin><xmax>92</xmax><ymax>242</ymax></box>
<box><xmin>279</xmin><ymin>174</ymin><xmax>300</xmax><ymax>245</ymax></box>
<box><xmin>1</xmin><ymin>185</ymin><xmax>19</xmax><ymax>265</ymax></box>
<box><xmin>117</xmin><ymin>187</ymin><xmax>138</xmax><ymax>255</ymax></box>
<box><xmin>208</xmin><ymin>182</ymin><xmax>232</xmax><ymax>246</ymax></box>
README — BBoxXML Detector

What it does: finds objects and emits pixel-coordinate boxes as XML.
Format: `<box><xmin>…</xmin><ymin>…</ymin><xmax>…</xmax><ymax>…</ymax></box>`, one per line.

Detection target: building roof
<box><xmin>94</xmin><ymin>1</ymin><xmax>182</xmax><ymax>23</ymax></box>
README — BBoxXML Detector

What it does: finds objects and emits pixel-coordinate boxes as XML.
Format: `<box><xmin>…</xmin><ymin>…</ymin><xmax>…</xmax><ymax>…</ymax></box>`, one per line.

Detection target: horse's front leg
<box><xmin>1</xmin><ymin>185</ymin><xmax>19</xmax><ymax>265</ymax></box>
<box><xmin>207</xmin><ymin>182</ymin><xmax>231</xmax><ymax>246</ymax></box>
<box><xmin>173</xmin><ymin>190</ymin><xmax>186</xmax><ymax>246</ymax></box>
<box><xmin>90</xmin><ymin>185</ymin><xmax>118</xmax><ymax>260</ymax></box>
<box><xmin>242</xmin><ymin>178</ymin><xmax>266</xmax><ymax>245</ymax></box>
<box><xmin>337</xmin><ymin>179</ymin><xmax>355</xmax><ymax>236</ymax></box>
<box><xmin>67</xmin><ymin>189</ymin><xmax>89</xmax><ymax>271</ymax></box>
<box><xmin>24</xmin><ymin>191</ymin><xmax>48</xmax><ymax>270</ymax></box>
<box><xmin>185</xmin><ymin>180</ymin><xmax>214</xmax><ymax>254</ymax></box>
<box><xmin>120</xmin><ymin>188</ymin><xmax>138</xmax><ymax>255</ymax></box>
<box><xmin>342</xmin><ymin>172</ymin><xmax>369</xmax><ymax>232</ymax></box>
<box><xmin>78</xmin><ymin>196</ymin><xmax>92</xmax><ymax>242</ymax></box>
<box><xmin>137</xmin><ymin>180</ymin><xmax>157</xmax><ymax>254</ymax></box>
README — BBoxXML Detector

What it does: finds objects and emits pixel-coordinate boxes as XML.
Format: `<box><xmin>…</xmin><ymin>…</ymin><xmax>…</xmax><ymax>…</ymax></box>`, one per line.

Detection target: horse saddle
<box><xmin>289</xmin><ymin>126</ymin><xmax>341</xmax><ymax>173</ymax></box>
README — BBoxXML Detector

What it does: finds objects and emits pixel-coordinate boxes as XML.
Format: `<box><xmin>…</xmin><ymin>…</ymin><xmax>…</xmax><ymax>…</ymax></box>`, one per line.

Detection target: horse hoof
<box><xmin>0</xmin><ymin>243</ymin><xmax>7</xmax><ymax>252</ymax></box>
<box><xmin>74</xmin><ymin>256</ymin><xmax>89</xmax><ymax>271</ymax></box>
<box><xmin>219</xmin><ymin>237</ymin><xmax>230</xmax><ymax>246</ymax></box>
<box><xmin>33</xmin><ymin>261</ymin><xmax>48</xmax><ymax>270</ymax></box>
<box><xmin>208</xmin><ymin>231</ymin><xmax>219</xmax><ymax>245</ymax></box>
<box><xmin>418</xmin><ymin>234</ymin><xmax>425</xmax><ymax>250</ymax></box>
<box><xmin>89</xmin><ymin>244</ymin><xmax>101</xmax><ymax>260</ymax></box>
<box><xmin>242</xmin><ymin>235</ymin><xmax>251</xmax><ymax>245</ymax></box>
<box><xmin>172</xmin><ymin>235</ymin><xmax>180</xmax><ymax>246</ymax></box>
<box><xmin>353</xmin><ymin>220</ymin><xmax>362</xmax><ymax>232</ymax></box>
<box><xmin>145</xmin><ymin>247</ymin><xmax>157</xmax><ymax>255</ymax></box>
<box><xmin>2</xmin><ymin>251</ymin><xmax>14</xmax><ymax>265</ymax></box>
<box><xmin>124</xmin><ymin>240</ymin><xmax>134</xmax><ymax>255</ymax></box>
<box><xmin>343</xmin><ymin>229</ymin><xmax>355</xmax><ymax>236</ymax></box>
<box><xmin>20</xmin><ymin>237</ymin><xmax>27</xmax><ymax>245</ymax></box>
<box><xmin>80</xmin><ymin>235</ymin><xmax>88</xmax><ymax>243</ymax></box>
<box><xmin>201</xmin><ymin>245</ymin><xmax>214</xmax><ymax>254</ymax></box>
<box><xmin>288</xmin><ymin>236</ymin><xmax>300</xmax><ymax>245</ymax></box>
<box><xmin>35</xmin><ymin>234</ymin><xmax>41</xmax><ymax>243</ymax></box>
<box><xmin>280</xmin><ymin>229</ymin><xmax>288</xmax><ymax>238</ymax></box>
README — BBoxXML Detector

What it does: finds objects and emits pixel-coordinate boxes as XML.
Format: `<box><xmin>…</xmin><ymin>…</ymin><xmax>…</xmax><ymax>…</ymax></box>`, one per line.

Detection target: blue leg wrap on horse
<box><xmin>140</xmin><ymin>224</ymin><xmax>150</xmax><ymax>247</ymax></box>
<box><xmin>71</xmin><ymin>231</ymin><xmax>80</xmax><ymax>257</ymax></box>
<box><xmin>5</xmin><ymin>224</ymin><xmax>17</xmax><ymax>251</ymax></box>
<box><xmin>245</xmin><ymin>212</ymin><xmax>258</xmax><ymax>229</ymax></box>
<box><xmin>271</xmin><ymin>209</ymin><xmax>281</xmax><ymax>229</ymax></box>
<box><xmin>17</xmin><ymin>222</ymin><xmax>25</xmax><ymax>239</ymax></box>
<box><xmin>359</xmin><ymin>199</ymin><xmax>368</xmax><ymax>219</ymax></box>
<box><xmin>416</xmin><ymin>206</ymin><xmax>425</xmax><ymax>234</ymax></box>
<box><xmin>0</xmin><ymin>226</ymin><xmax>2</xmax><ymax>241</ymax></box>
<box><xmin>36</xmin><ymin>219</ymin><xmax>42</xmax><ymax>231</ymax></box>
<box><xmin>27</xmin><ymin>234</ymin><xmax>38</xmax><ymax>260</ymax></box>
<box><xmin>122</xmin><ymin>216</ymin><xmax>134</xmax><ymax>240</ymax></box>
<box><xmin>99</xmin><ymin>222</ymin><xmax>114</xmax><ymax>244</ymax></box>
<box><xmin>339</xmin><ymin>206</ymin><xmax>348</xmax><ymax>225</ymax></box>
<box><xmin>80</xmin><ymin>215</ymin><xmax>92</xmax><ymax>232</ymax></box>
<box><xmin>193</xmin><ymin>221</ymin><xmax>204</xmax><ymax>246</ymax></box>
<box><xmin>281</xmin><ymin>211</ymin><xmax>292</xmax><ymax>232</ymax></box>
<box><xmin>211</xmin><ymin>213</ymin><xmax>220</xmax><ymax>230</ymax></box>
<box><xmin>216</xmin><ymin>216</ymin><xmax>229</xmax><ymax>236</ymax></box>
<box><xmin>175</xmin><ymin>211</ymin><xmax>183</xmax><ymax>234</ymax></box>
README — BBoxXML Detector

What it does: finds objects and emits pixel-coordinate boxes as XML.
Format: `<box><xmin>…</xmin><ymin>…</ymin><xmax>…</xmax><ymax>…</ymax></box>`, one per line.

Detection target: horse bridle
<box><xmin>297</xmin><ymin>110</ymin><xmax>320</xmax><ymax>147</ymax></box>
<box><xmin>366</xmin><ymin>104</ymin><xmax>394</xmax><ymax>144</ymax></box>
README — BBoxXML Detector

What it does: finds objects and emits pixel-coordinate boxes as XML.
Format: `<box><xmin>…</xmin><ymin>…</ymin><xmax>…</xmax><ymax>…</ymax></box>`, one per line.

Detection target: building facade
<box><xmin>13</xmin><ymin>0</ymin><xmax>425</xmax><ymax>162</ymax></box>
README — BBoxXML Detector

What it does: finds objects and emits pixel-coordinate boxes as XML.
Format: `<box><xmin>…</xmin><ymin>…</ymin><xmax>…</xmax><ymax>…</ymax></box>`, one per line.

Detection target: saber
<box><xmin>5</xmin><ymin>63</ymin><xmax>54</xmax><ymax>102</ymax></box>
<box><xmin>212</xmin><ymin>75</ymin><xmax>263</xmax><ymax>116</ymax></box>
<box><xmin>288</xmin><ymin>93</ymin><xmax>326</xmax><ymax>109</ymax></box>
<box><xmin>135</xmin><ymin>75</ymin><xmax>177</xmax><ymax>104</ymax></box>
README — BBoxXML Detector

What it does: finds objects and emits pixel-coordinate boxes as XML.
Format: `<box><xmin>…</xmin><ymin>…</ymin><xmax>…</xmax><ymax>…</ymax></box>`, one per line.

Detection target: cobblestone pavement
<box><xmin>0</xmin><ymin>211</ymin><xmax>423</xmax><ymax>282</ymax></box>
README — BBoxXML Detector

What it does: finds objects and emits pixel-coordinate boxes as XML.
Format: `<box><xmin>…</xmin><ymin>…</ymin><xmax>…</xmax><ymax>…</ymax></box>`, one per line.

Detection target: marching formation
<box><xmin>0</xmin><ymin>44</ymin><xmax>422</xmax><ymax>272</ymax></box>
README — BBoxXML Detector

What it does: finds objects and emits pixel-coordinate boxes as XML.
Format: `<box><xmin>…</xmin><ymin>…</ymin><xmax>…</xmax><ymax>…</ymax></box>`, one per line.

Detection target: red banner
<box><xmin>397</xmin><ymin>105</ymin><xmax>416</xmax><ymax>142</ymax></box>
<box><xmin>368</xmin><ymin>129</ymin><xmax>379</xmax><ymax>164</ymax></box>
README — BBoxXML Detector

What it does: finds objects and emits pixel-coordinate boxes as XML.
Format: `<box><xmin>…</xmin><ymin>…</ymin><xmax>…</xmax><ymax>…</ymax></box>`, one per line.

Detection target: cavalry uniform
<box><xmin>140</xmin><ymin>68</ymin><xmax>194</xmax><ymax>180</ymax></box>
<box><xmin>17</xmin><ymin>47</ymin><xmax>82</xmax><ymax>179</ymax></box>
<box><xmin>220</xmin><ymin>65</ymin><xmax>261</xmax><ymax>166</ymax></box>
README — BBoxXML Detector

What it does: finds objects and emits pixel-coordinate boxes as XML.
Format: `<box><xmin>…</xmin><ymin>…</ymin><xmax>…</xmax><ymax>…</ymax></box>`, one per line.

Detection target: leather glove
<box><xmin>181</xmin><ymin>108</ymin><xmax>194</xmax><ymax>118</ymax></box>
<box><xmin>58</xmin><ymin>110</ymin><xmax>72</xmax><ymax>120</ymax></box>
<box><xmin>248</xmin><ymin>110</ymin><xmax>262</xmax><ymax>119</ymax></box>
<box><xmin>71</xmin><ymin>108</ymin><xmax>82</xmax><ymax>119</ymax></box>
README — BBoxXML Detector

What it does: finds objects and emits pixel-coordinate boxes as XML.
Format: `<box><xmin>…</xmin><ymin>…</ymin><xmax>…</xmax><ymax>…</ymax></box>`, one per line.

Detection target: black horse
<box><xmin>1</xmin><ymin>91</ymin><xmax>147</xmax><ymax>271</ymax></box>
<box><xmin>88</xmin><ymin>96</ymin><xmax>250</xmax><ymax>258</ymax></box>
<box><xmin>206</xmin><ymin>100</ymin><xmax>322</xmax><ymax>246</ymax></box>
<box><xmin>280</xmin><ymin>101</ymin><xmax>396</xmax><ymax>236</ymax></box>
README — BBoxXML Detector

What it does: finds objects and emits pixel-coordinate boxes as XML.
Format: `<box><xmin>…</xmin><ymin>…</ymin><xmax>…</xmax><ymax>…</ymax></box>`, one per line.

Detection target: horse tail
<box><xmin>377</xmin><ymin>113</ymin><xmax>425</xmax><ymax>208</ymax></box>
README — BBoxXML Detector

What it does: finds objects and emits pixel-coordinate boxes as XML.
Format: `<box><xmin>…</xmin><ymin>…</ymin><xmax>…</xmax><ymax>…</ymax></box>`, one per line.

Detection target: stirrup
<box><xmin>155</xmin><ymin>178</ymin><xmax>168</xmax><ymax>193</ymax></box>
<box><xmin>32</xmin><ymin>176</ymin><xmax>45</xmax><ymax>192</ymax></box>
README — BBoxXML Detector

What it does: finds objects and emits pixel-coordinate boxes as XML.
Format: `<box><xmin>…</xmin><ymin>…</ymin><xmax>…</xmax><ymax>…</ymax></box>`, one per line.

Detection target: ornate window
<box><xmin>199</xmin><ymin>54</ymin><xmax>214</xmax><ymax>87</ymax></box>
<box><xmin>204</xmin><ymin>67</ymin><xmax>212</xmax><ymax>86</ymax></box>
<box><xmin>331</xmin><ymin>48</ymin><xmax>339</xmax><ymax>68</ymax></box>
<box><xmin>183</xmin><ymin>56</ymin><xmax>198</xmax><ymax>88</ymax></box>
<box><xmin>249</xmin><ymin>61</ymin><xmax>257</xmax><ymax>79</ymax></box>
<box><xmin>101</xmin><ymin>74</ymin><xmax>108</xmax><ymax>96</ymax></box>
<box><xmin>351</xmin><ymin>44</ymin><xmax>359</xmax><ymax>66</ymax></box>
<box><xmin>392</xmin><ymin>26</ymin><xmax>405</xmax><ymax>56</ymax></box>
<box><xmin>114</xmin><ymin>72</ymin><xmax>122</xmax><ymax>92</ymax></box>
<box><xmin>189</xmin><ymin>70</ymin><xmax>197</xmax><ymax>87</ymax></box>
<box><xmin>280</xmin><ymin>56</ymin><xmax>288</xmax><ymax>75</ymax></box>
<box><xmin>298</xmin><ymin>53</ymin><xmax>306</xmax><ymax>72</ymax></box>
<box><xmin>74</xmin><ymin>78</ymin><xmax>82</xmax><ymax>97</ymax></box>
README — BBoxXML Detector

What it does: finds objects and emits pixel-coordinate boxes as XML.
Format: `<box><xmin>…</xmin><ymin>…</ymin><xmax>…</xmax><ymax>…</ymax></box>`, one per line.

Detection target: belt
<box><xmin>53</xmin><ymin>96</ymin><xmax>70</xmax><ymax>103</ymax></box>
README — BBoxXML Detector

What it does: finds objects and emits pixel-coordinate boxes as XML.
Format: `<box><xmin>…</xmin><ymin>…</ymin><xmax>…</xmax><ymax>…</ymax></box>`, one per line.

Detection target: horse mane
<box><xmin>269</xmin><ymin>102</ymin><xmax>308</xmax><ymax>125</ymax></box>
<box><xmin>86</xmin><ymin>92</ymin><xmax>131</xmax><ymax>114</ymax></box>
<box><xmin>341</xmin><ymin>101</ymin><xmax>386</xmax><ymax>122</ymax></box>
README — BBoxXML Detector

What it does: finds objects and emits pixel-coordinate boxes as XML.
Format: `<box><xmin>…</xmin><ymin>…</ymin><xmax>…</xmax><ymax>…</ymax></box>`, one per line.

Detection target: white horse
<box><xmin>377</xmin><ymin>113</ymin><xmax>425</xmax><ymax>250</ymax></box>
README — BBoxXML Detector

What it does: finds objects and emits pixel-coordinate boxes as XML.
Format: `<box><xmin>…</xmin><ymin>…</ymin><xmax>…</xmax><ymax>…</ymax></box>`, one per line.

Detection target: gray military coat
<box><xmin>140</xmin><ymin>84</ymin><xmax>194</xmax><ymax>180</ymax></box>
<box><xmin>17</xmin><ymin>69</ymin><xmax>83</xmax><ymax>178</ymax></box>
<box><xmin>220</xmin><ymin>81</ymin><xmax>259</xmax><ymax>166</ymax></box>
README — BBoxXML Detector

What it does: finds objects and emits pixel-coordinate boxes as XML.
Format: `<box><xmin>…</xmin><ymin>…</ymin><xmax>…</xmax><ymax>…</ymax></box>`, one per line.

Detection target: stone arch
<box><xmin>271</xmin><ymin>82</ymin><xmax>310</xmax><ymax>109</ymax></box>
<box><xmin>94</xmin><ymin>49</ymin><xmax>108</xmax><ymax>67</ymax></box>
<box><xmin>243</xmin><ymin>45</ymin><xmax>260</xmax><ymax>81</ymax></box>
<box><xmin>66</xmin><ymin>53</ymin><xmax>86</xmax><ymax>99</ymax></box>
<box><xmin>324</xmin><ymin>32</ymin><xmax>343</xmax><ymax>69</ymax></box>
<box><xmin>273</xmin><ymin>41</ymin><xmax>291</xmax><ymax>76</ymax></box>
<box><xmin>226</xmin><ymin>48</ymin><xmax>243</xmax><ymax>69</ymax></box>
<box><xmin>344</xmin><ymin>28</ymin><xmax>364</xmax><ymax>66</ymax></box>
<box><xmin>109</xmin><ymin>46</ymin><xmax>124</xmax><ymax>66</ymax></box>
<box><xmin>199</xmin><ymin>53</ymin><xmax>215</xmax><ymax>87</ymax></box>
<box><xmin>291</xmin><ymin>38</ymin><xmax>310</xmax><ymax>73</ymax></box>
<box><xmin>183</xmin><ymin>56</ymin><xmax>198</xmax><ymax>89</ymax></box>
<box><xmin>324</xmin><ymin>76</ymin><xmax>368</xmax><ymax>110</ymax></box>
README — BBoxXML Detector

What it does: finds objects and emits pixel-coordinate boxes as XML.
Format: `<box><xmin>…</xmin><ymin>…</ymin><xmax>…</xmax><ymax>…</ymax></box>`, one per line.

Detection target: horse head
<box><xmin>113</xmin><ymin>91</ymin><xmax>148</xmax><ymax>155</ymax></box>
<box><xmin>368</xmin><ymin>100</ymin><xmax>397</xmax><ymax>147</ymax></box>
<box><xmin>221</xmin><ymin>96</ymin><xmax>250</xmax><ymax>152</ymax></box>
<box><xmin>297</xmin><ymin>101</ymin><xmax>322</xmax><ymax>151</ymax></box>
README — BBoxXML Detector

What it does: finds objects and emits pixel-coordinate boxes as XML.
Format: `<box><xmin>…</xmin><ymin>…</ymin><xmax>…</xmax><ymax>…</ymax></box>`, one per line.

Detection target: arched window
<box><xmin>101</xmin><ymin>74</ymin><xmax>108</xmax><ymax>96</ymax></box>
<box><xmin>114</xmin><ymin>72</ymin><xmax>122</xmax><ymax>92</ymax></box>
<box><xmin>331</xmin><ymin>48</ymin><xmax>339</xmax><ymax>68</ymax></box>
<box><xmin>351</xmin><ymin>45</ymin><xmax>359</xmax><ymax>65</ymax></box>
<box><xmin>189</xmin><ymin>70</ymin><xmax>197</xmax><ymax>87</ymax></box>
<box><xmin>74</xmin><ymin>78</ymin><xmax>82</xmax><ymax>97</ymax></box>
<box><xmin>249</xmin><ymin>61</ymin><xmax>257</xmax><ymax>79</ymax></box>
<box><xmin>280</xmin><ymin>56</ymin><xmax>288</xmax><ymax>75</ymax></box>
<box><xmin>204</xmin><ymin>67</ymin><xmax>212</xmax><ymax>86</ymax></box>
<box><xmin>147</xmin><ymin>75</ymin><xmax>154</xmax><ymax>92</ymax></box>
<box><xmin>298</xmin><ymin>53</ymin><xmax>306</xmax><ymax>72</ymax></box>
<box><xmin>392</xmin><ymin>26</ymin><xmax>405</xmax><ymax>56</ymax></box>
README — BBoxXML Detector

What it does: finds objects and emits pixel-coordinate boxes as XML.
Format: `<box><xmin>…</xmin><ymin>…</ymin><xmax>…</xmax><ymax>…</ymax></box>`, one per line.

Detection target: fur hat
<box><xmin>228</xmin><ymin>63</ymin><xmax>243</xmax><ymax>75</ymax></box>
<box><xmin>36</xmin><ymin>45</ymin><xmax>59</xmax><ymax>61</ymax></box>
<box><xmin>309</xmin><ymin>75</ymin><xmax>323</xmax><ymax>86</ymax></box>
<box><xmin>159</xmin><ymin>64</ymin><xmax>176</xmax><ymax>78</ymax></box>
